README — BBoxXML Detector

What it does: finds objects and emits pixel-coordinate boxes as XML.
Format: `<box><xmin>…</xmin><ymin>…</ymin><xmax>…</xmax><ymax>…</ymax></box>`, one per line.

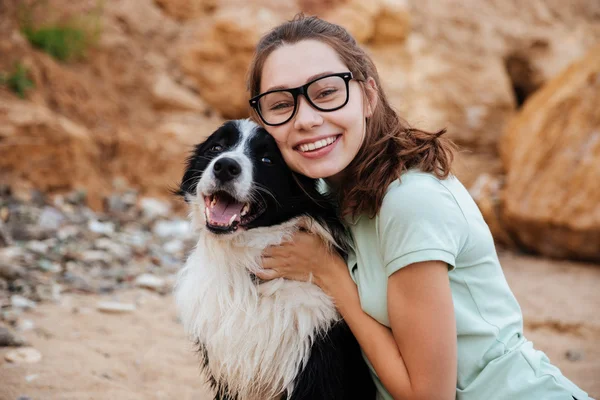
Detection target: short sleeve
<box><xmin>378</xmin><ymin>175</ymin><xmax>469</xmax><ymax>277</ymax></box>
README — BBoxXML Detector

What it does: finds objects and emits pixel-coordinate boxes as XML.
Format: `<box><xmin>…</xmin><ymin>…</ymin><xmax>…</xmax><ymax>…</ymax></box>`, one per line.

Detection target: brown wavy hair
<box><xmin>247</xmin><ymin>14</ymin><xmax>456</xmax><ymax>219</ymax></box>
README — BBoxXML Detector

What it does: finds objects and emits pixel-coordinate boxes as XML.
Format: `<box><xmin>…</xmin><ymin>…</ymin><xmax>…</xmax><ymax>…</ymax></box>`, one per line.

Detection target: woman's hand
<box><xmin>256</xmin><ymin>230</ymin><xmax>348</xmax><ymax>292</ymax></box>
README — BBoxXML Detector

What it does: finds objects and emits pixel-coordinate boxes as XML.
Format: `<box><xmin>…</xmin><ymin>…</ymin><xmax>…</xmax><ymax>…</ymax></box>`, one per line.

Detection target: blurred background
<box><xmin>0</xmin><ymin>0</ymin><xmax>599</xmax><ymax>399</ymax></box>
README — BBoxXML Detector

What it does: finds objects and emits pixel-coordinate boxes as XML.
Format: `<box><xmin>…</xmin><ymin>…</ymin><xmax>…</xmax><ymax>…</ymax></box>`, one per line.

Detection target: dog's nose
<box><xmin>213</xmin><ymin>158</ymin><xmax>241</xmax><ymax>182</ymax></box>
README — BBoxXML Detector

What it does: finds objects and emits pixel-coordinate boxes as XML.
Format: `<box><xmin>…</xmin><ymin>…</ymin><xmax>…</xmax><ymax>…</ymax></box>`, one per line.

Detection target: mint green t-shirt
<box><xmin>344</xmin><ymin>170</ymin><xmax>590</xmax><ymax>400</ymax></box>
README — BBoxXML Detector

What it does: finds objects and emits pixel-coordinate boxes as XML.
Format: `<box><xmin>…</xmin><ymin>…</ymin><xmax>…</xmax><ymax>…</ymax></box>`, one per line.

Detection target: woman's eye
<box><xmin>316</xmin><ymin>88</ymin><xmax>337</xmax><ymax>99</ymax></box>
<box><xmin>210</xmin><ymin>145</ymin><xmax>223</xmax><ymax>152</ymax></box>
<box><xmin>270</xmin><ymin>102</ymin><xmax>293</xmax><ymax>111</ymax></box>
<box><xmin>261</xmin><ymin>156</ymin><xmax>273</xmax><ymax>165</ymax></box>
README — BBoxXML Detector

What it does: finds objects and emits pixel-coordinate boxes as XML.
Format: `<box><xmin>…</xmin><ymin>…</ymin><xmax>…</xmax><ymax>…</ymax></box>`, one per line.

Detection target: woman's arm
<box><xmin>260</xmin><ymin>233</ymin><xmax>457</xmax><ymax>400</ymax></box>
<box><xmin>321</xmin><ymin>258</ymin><xmax>456</xmax><ymax>400</ymax></box>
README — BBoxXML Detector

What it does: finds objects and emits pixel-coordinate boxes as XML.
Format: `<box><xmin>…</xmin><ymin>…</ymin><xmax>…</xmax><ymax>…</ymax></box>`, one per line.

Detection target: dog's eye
<box><xmin>210</xmin><ymin>145</ymin><xmax>223</xmax><ymax>152</ymax></box>
<box><xmin>261</xmin><ymin>156</ymin><xmax>273</xmax><ymax>165</ymax></box>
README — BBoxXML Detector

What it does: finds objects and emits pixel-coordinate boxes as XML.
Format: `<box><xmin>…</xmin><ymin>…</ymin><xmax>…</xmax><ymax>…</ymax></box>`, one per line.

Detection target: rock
<box><xmin>88</xmin><ymin>220</ymin><xmax>116</xmax><ymax>235</ymax></box>
<box><xmin>94</xmin><ymin>238</ymin><xmax>131</xmax><ymax>260</ymax></box>
<box><xmin>154</xmin><ymin>0</ymin><xmax>210</xmax><ymax>21</ymax></box>
<box><xmin>26</xmin><ymin>240</ymin><xmax>49</xmax><ymax>255</ymax></box>
<box><xmin>469</xmin><ymin>174</ymin><xmax>515</xmax><ymax>247</ymax></box>
<box><xmin>0</xmin><ymin>262</ymin><xmax>25</xmax><ymax>281</ymax></box>
<box><xmin>0</xmin><ymin>326</ymin><xmax>28</xmax><ymax>347</ymax></box>
<box><xmin>164</xmin><ymin>239</ymin><xmax>184</xmax><ymax>254</ymax></box>
<box><xmin>371</xmin><ymin>0</ymin><xmax>411</xmax><ymax>45</ymax></box>
<box><xmin>139</xmin><ymin>197</ymin><xmax>172</xmax><ymax>220</ymax></box>
<box><xmin>134</xmin><ymin>273</ymin><xmax>165</xmax><ymax>291</ymax></box>
<box><xmin>15</xmin><ymin>319</ymin><xmax>35</xmax><ymax>332</ymax></box>
<box><xmin>4</xmin><ymin>347</ymin><xmax>42</xmax><ymax>363</ymax></box>
<box><xmin>153</xmin><ymin>219</ymin><xmax>190</xmax><ymax>238</ymax></box>
<box><xmin>369</xmin><ymin>37</ymin><xmax>516</xmax><ymax>151</ymax></box>
<box><xmin>10</xmin><ymin>295</ymin><xmax>37</xmax><ymax>310</ymax></box>
<box><xmin>499</xmin><ymin>45</ymin><xmax>600</xmax><ymax>261</ymax></box>
<box><xmin>0</xmin><ymin>100</ymin><xmax>109</xmax><ymax>210</ymax></box>
<box><xmin>96</xmin><ymin>301</ymin><xmax>137</xmax><ymax>314</ymax></box>
<box><xmin>151</xmin><ymin>73</ymin><xmax>208</xmax><ymax>113</ymax></box>
<box><xmin>178</xmin><ymin>6</ymin><xmax>284</xmax><ymax>118</ymax></box>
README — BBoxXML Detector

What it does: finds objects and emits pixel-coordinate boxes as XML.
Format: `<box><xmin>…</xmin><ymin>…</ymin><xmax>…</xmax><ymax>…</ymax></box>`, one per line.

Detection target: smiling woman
<box><xmin>246</xmin><ymin>14</ymin><xmax>592</xmax><ymax>400</ymax></box>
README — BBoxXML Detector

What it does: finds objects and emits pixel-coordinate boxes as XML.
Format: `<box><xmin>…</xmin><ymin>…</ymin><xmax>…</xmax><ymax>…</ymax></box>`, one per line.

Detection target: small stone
<box><xmin>17</xmin><ymin>396</ymin><xmax>34</xmax><ymax>400</ymax></box>
<box><xmin>96</xmin><ymin>301</ymin><xmax>136</xmax><ymax>313</ymax></box>
<box><xmin>0</xmin><ymin>326</ymin><xmax>27</xmax><ymax>347</ymax></box>
<box><xmin>94</xmin><ymin>238</ymin><xmax>131</xmax><ymax>259</ymax></box>
<box><xmin>15</xmin><ymin>319</ymin><xmax>35</xmax><ymax>332</ymax></box>
<box><xmin>25</xmin><ymin>374</ymin><xmax>39</xmax><ymax>382</ymax></box>
<box><xmin>79</xmin><ymin>250</ymin><xmax>111</xmax><ymax>264</ymax></box>
<box><xmin>26</xmin><ymin>240</ymin><xmax>49</xmax><ymax>255</ymax></box>
<box><xmin>164</xmin><ymin>239</ymin><xmax>184</xmax><ymax>254</ymax></box>
<box><xmin>565</xmin><ymin>349</ymin><xmax>583</xmax><ymax>362</ymax></box>
<box><xmin>134</xmin><ymin>273</ymin><xmax>165</xmax><ymax>291</ymax></box>
<box><xmin>37</xmin><ymin>206</ymin><xmax>64</xmax><ymax>230</ymax></box>
<box><xmin>10</xmin><ymin>295</ymin><xmax>37</xmax><ymax>310</ymax></box>
<box><xmin>139</xmin><ymin>198</ymin><xmax>171</xmax><ymax>220</ymax></box>
<box><xmin>88</xmin><ymin>219</ymin><xmax>115</xmax><ymax>235</ymax></box>
<box><xmin>153</xmin><ymin>219</ymin><xmax>190</xmax><ymax>238</ymax></box>
<box><xmin>0</xmin><ymin>262</ymin><xmax>25</xmax><ymax>280</ymax></box>
<box><xmin>5</xmin><ymin>347</ymin><xmax>42</xmax><ymax>363</ymax></box>
<box><xmin>57</xmin><ymin>225</ymin><xmax>80</xmax><ymax>241</ymax></box>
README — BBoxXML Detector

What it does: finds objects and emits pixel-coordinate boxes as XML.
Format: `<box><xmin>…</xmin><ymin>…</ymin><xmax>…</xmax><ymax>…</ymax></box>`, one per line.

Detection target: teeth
<box><xmin>205</xmin><ymin>207</ymin><xmax>211</xmax><ymax>220</ymax></box>
<box><xmin>241</xmin><ymin>203</ymin><xmax>249</xmax><ymax>216</ymax></box>
<box><xmin>298</xmin><ymin>136</ymin><xmax>337</xmax><ymax>152</ymax></box>
<box><xmin>229</xmin><ymin>214</ymin><xmax>237</xmax><ymax>225</ymax></box>
<box><xmin>211</xmin><ymin>196</ymin><xmax>217</xmax><ymax>207</ymax></box>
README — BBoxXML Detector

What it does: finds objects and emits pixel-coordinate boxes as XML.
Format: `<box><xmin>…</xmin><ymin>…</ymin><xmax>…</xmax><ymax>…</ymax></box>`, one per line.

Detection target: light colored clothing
<box><xmin>342</xmin><ymin>170</ymin><xmax>590</xmax><ymax>400</ymax></box>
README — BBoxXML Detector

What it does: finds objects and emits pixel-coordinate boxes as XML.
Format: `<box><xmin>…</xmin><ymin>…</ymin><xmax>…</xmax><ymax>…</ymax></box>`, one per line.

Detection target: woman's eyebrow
<box><xmin>264</xmin><ymin>71</ymin><xmax>336</xmax><ymax>92</ymax></box>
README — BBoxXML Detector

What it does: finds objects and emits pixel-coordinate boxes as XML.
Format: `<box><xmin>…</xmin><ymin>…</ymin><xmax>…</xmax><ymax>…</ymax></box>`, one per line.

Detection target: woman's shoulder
<box><xmin>384</xmin><ymin>170</ymin><xmax>458</xmax><ymax>203</ymax></box>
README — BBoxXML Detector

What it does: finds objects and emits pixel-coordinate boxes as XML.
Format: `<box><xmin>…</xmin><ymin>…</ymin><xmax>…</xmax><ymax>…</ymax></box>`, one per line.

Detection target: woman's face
<box><xmin>259</xmin><ymin>40</ymin><xmax>375</xmax><ymax>181</ymax></box>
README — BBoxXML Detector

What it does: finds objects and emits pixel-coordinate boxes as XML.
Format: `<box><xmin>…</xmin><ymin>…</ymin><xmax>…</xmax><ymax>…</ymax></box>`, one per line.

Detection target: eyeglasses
<box><xmin>249</xmin><ymin>72</ymin><xmax>354</xmax><ymax>126</ymax></box>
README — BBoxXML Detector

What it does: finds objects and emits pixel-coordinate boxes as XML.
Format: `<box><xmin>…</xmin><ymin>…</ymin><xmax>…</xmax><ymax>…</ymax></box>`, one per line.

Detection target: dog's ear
<box><xmin>177</xmin><ymin>140</ymin><xmax>211</xmax><ymax>201</ymax></box>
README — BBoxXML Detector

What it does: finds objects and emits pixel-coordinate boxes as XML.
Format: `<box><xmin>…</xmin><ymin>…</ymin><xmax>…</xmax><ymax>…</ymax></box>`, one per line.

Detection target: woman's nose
<box><xmin>293</xmin><ymin>96</ymin><xmax>323</xmax><ymax>131</ymax></box>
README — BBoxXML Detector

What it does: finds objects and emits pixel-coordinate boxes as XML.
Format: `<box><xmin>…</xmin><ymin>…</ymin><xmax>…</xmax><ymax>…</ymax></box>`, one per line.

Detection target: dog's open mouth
<box><xmin>203</xmin><ymin>191</ymin><xmax>265</xmax><ymax>234</ymax></box>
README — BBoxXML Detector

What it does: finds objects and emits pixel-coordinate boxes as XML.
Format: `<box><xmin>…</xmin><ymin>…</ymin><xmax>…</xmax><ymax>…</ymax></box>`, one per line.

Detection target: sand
<box><xmin>1</xmin><ymin>250</ymin><xmax>599</xmax><ymax>400</ymax></box>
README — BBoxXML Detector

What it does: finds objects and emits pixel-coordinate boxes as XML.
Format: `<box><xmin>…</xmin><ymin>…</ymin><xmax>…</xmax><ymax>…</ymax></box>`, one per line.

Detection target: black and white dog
<box><xmin>175</xmin><ymin>119</ymin><xmax>375</xmax><ymax>400</ymax></box>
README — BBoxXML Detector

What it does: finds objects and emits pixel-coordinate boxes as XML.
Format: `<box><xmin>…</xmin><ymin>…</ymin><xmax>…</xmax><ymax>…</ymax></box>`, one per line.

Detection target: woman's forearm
<box><xmin>318</xmin><ymin>269</ymin><xmax>415</xmax><ymax>400</ymax></box>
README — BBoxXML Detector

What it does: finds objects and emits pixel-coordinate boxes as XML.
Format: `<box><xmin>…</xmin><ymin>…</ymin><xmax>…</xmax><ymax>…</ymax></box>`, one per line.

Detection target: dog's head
<box><xmin>178</xmin><ymin>119</ymin><xmax>328</xmax><ymax>236</ymax></box>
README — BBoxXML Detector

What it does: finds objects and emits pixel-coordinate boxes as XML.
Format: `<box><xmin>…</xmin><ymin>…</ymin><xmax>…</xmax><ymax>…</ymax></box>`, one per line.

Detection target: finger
<box><xmin>255</xmin><ymin>268</ymin><xmax>279</xmax><ymax>280</ymax></box>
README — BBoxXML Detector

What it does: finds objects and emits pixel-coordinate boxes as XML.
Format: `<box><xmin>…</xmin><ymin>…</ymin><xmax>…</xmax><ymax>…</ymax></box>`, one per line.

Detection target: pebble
<box><xmin>11</xmin><ymin>295</ymin><xmax>37</xmax><ymax>310</ymax></box>
<box><xmin>153</xmin><ymin>219</ymin><xmax>190</xmax><ymax>238</ymax></box>
<box><xmin>96</xmin><ymin>301</ymin><xmax>136</xmax><ymax>313</ymax></box>
<box><xmin>140</xmin><ymin>197</ymin><xmax>172</xmax><ymax>220</ymax></box>
<box><xmin>0</xmin><ymin>326</ymin><xmax>27</xmax><ymax>347</ymax></box>
<box><xmin>134</xmin><ymin>274</ymin><xmax>165</xmax><ymax>291</ymax></box>
<box><xmin>5</xmin><ymin>347</ymin><xmax>42</xmax><ymax>363</ymax></box>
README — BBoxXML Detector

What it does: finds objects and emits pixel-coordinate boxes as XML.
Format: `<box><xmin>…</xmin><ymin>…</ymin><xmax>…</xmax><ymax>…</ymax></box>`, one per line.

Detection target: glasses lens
<box><xmin>258</xmin><ymin>91</ymin><xmax>295</xmax><ymax>126</ymax></box>
<box><xmin>307</xmin><ymin>75</ymin><xmax>348</xmax><ymax>110</ymax></box>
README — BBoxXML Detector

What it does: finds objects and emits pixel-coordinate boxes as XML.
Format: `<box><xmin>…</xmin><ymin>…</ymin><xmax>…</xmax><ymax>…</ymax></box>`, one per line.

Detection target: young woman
<box><xmin>247</xmin><ymin>14</ymin><xmax>591</xmax><ymax>400</ymax></box>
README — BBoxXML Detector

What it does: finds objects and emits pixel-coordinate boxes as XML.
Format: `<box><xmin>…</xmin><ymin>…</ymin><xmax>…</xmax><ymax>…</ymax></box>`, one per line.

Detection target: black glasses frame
<box><xmin>249</xmin><ymin>72</ymin><xmax>354</xmax><ymax>126</ymax></box>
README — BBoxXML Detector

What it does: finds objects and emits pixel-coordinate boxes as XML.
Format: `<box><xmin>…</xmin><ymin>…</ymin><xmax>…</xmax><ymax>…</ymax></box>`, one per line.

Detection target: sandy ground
<box><xmin>1</xmin><ymin>250</ymin><xmax>599</xmax><ymax>400</ymax></box>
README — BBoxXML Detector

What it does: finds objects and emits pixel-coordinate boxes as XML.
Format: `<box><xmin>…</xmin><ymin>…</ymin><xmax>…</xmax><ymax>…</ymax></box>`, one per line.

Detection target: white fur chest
<box><xmin>174</xmin><ymin>221</ymin><xmax>339</xmax><ymax>399</ymax></box>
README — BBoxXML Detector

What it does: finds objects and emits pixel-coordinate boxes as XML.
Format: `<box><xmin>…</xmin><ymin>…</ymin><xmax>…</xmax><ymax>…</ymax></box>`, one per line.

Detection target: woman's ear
<box><xmin>364</xmin><ymin>77</ymin><xmax>378</xmax><ymax>118</ymax></box>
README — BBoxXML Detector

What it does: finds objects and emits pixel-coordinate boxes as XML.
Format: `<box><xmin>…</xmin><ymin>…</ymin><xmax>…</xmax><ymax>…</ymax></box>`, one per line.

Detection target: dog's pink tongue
<box><xmin>210</xmin><ymin>197</ymin><xmax>244</xmax><ymax>225</ymax></box>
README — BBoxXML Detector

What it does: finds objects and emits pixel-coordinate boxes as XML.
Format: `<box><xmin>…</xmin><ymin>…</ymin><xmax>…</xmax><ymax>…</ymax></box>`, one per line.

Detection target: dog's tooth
<box><xmin>211</xmin><ymin>196</ymin><xmax>217</xmax><ymax>207</ymax></box>
<box><xmin>241</xmin><ymin>203</ymin><xmax>249</xmax><ymax>216</ymax></box>
<box><xmin>229</xmin><ymin>214</ymin><xmax>237</xmax><ymax>225</ymax></box>
<box><xmin>205</xmin><ymin>207</ymin><xmax>211</xmax><ymax>220</ymax></box>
